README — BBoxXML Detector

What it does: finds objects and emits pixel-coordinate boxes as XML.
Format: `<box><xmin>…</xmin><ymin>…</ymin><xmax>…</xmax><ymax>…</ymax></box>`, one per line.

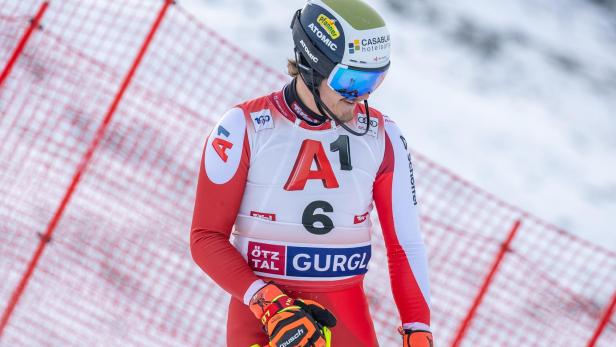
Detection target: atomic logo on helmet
<box><xmin>307</xmin><ymin>22</ymin><xmax>338</xmax><ymax>51</ymax></box>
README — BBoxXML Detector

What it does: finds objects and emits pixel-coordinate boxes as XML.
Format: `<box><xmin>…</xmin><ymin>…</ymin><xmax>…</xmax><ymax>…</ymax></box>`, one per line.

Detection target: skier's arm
<box><xmin>190</xmin><ymin>108</ymin><xmax>265</xmax><ymax>304</ymax></box>
<box><xmin>373</xmin><ymin>119</ymin><xmax>431</xmax><ymax>331</ymax></box>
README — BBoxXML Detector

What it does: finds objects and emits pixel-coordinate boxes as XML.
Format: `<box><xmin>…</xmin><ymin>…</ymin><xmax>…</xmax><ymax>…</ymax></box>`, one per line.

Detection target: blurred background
<box><xmin>183</xmin><ymin>0</ymin><xmax>616</xmax><ymax>249</ymax></box>
<box><xmin>1</xmin><ymin>0</ymin><xmax>614</xmax><ymax>346</ymax></box>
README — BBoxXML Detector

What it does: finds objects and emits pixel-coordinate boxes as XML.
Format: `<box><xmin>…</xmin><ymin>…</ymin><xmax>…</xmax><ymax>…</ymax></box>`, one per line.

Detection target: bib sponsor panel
<box><xmin>357</xmin><ymin>113</ymin><xmax>378</xmax><ymax>137</ymax></box>
<box><xmin>248</xmin><ymin>241</ymin><xmax>286</xmax><ymax>275</ymax></box>
<box><xmin>287</xmin><ymin>245</ymin><xmax>371</xmax><ymax>277</ymax></box>
<box><xmin>354</xmin><ymin>212</ymin><xmax>370</xmax><ymax>224</ymax></box>
<box><xmin>242</xmin><ymin>239</ymin><xmax>371</xmax><ymax>280</ymax></box>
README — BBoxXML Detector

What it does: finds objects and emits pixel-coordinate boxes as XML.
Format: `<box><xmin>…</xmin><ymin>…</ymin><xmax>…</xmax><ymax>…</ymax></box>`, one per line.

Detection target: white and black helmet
<box><xmin>291</xmin><ymin>0</ymin><xmax>391</xmax><ymax>93</ymax></box>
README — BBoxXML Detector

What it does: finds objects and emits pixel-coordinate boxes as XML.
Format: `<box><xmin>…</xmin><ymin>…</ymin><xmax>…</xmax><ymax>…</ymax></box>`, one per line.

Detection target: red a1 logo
<box><xmin>284</xmin><ymin>139</ymin><xmax>339</xmax><ymax>191</ymax></box>
<box><xmin>212</xmin><ymin>125</ymin><xmax>233</xmax><ymax>162</ymax></box>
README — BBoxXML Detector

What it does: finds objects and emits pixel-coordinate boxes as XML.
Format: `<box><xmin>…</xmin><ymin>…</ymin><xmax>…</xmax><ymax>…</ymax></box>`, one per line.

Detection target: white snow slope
<box><xmin>181</xmin><ymin>0</ymin><xmax>616</xmax><ymax>250</ymax></box>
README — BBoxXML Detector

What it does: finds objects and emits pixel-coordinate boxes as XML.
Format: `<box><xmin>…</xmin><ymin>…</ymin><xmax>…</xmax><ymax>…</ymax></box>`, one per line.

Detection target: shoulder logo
<box><xmin>357</xmin><ymin>114</ymin><xmax>378</xmax><ymax>137</ymax></box>
<box><xmin>317</xmin><ymin>14</ymin><xmax>340</xmax><ymax>39</ymax></box>
<box><xmin>251</xmin><ymin>109</ymin><xmax>274</xmax><ymax>132</ymax></box>
<box><xmin>212</xmin><ymin>125</ymin><xmax>233</xmax><ymax>162</ymax></box>
<box><xmin>205</xmin><ymin>108</ymin><xmax>246</xmax><ymax>184</ymax></box>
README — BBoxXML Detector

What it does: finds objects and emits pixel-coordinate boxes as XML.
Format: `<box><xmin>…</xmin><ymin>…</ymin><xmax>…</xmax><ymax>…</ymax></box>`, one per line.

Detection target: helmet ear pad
<box><xmin>294</xmin><ymin>48</ymin><xmax>325</xmax><ymax>92</ymax></box>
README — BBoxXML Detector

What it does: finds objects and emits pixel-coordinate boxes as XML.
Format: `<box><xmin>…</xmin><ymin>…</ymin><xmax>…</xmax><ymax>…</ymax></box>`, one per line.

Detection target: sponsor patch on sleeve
<box><xmin>205</xmin><ymin>108</ymin><xmax>245</xmax><ymax>184</ymax></box>
<box><xmin>250</xmin><ymin>109</ymin><xmax>274</xmax><ymax>132</ymax></box>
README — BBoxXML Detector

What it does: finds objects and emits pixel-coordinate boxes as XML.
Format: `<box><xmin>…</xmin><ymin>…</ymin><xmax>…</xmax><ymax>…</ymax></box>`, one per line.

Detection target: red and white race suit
<box><xmin>190</xmin><ymin>86</ymin><xmax>431</xmax><ymax>346</ymax></box>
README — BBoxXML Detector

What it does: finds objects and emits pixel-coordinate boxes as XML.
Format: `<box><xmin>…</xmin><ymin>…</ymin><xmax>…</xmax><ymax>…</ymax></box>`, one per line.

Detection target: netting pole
<box><xmin>587</xmin><ymin>291</ymin><xmax>616</xmax><ymax>347</ymax></box>
<box><xmin>450</xmin><ymin>219</ymin><xmax>522</xmax><ymax>347</ymax></box>
<box><xmin>0</xmin><ymin>1</ymin><xmax>49</xmax><ymax>89</ymax></box>
<box><xmin>0</xmin><ymin>0</ymin><xmax>175</xmax><ymax>338</ymax></box>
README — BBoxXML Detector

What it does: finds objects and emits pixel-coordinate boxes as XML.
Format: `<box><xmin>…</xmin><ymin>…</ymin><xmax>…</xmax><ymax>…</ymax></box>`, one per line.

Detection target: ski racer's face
<box><xmin>318</xmin><ymin>80</ymin><xmax>369</xmax><ymax>123</ymax></box>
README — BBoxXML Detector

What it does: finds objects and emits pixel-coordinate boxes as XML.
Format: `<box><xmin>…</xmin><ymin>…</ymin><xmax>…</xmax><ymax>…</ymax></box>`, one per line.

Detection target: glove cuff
<box><xmin>248</xmin><ymin>283</ymin><xmax>296</xmax><ymax>324</ymax></box>
<box><xmin>398</xmin><ymin>327</ymin><xmax>433</xmax><ymax>347</ymax></box>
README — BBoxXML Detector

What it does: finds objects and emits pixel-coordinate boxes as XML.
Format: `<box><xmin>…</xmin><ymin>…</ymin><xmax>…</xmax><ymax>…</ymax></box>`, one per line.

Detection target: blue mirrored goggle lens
<box><xmin>327</xmin><ymin>65</ymin><xmax>388</xmax><ymax>100</ymax></box>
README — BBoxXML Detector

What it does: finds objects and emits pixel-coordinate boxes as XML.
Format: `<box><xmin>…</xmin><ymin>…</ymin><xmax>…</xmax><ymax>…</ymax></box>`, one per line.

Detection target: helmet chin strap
<box><xmin>295</xmin><ymin>50</ymin><xmax>371</xmax><ymax>137</ymax></box>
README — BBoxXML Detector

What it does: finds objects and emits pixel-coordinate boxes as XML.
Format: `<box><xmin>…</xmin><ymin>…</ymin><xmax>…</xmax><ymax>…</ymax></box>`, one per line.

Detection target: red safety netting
<box><xmin>0</xmin><ymin>1</ymin><xmax>614</xmax><ymax>346</ymax></box>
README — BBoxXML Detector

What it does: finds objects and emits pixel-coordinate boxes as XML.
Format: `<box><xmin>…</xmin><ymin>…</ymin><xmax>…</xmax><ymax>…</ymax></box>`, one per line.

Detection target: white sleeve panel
<box><xmin>204</xmin><ymin>108</ymin><xmax>247</xmax><ymax>184</ymax></box>
<box><xmin>385</xmin><ymin>121</ymin><xmax>431</xmax><ymax>308</ymax></box>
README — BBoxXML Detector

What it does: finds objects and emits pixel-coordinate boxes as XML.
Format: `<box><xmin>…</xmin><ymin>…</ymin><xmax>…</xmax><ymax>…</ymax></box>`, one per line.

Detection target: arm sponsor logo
<box><xmin>383</xmin><ymin>114</ymin><xmax>395</xmax><ymax>124</ymax></box>
<box><xmin>400</xmin><ymin>135</ymin><xmax>418</xmax><ymax>205</ymax></box>
<box><xmin>247</xmin><ymin>241</ymin><xmax>371</xmax><ymax>278</ymax></box>
<box><xmin>211</xmin><ymin>125</ymin><xmax>233</xmax><ymax>162</ymax></box>
<box><xmin>205</xmin><ymin>108</ymin><xmax>245</xmax><ymax>184</ymax></box>
<box><xmin>250</xmin><ymin>109</ymin><xmax>274</xmax><ymax>132</ymax></box>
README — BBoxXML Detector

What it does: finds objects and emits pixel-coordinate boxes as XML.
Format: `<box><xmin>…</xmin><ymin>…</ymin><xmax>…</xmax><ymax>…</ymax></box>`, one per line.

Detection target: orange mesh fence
<box><xmin>0</xmin><ymin>1</ymin><xmax>614</xmax><ymax>346</ymax></box>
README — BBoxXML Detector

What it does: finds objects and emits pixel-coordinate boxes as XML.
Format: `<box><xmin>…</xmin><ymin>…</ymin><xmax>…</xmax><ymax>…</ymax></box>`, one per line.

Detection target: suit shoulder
<box><xmin>236</xmin><ymin>92</ymin><xmax>279</xmax><ymax>133</ymax></box>
<box><xmin>236</xmin><ymin>93</ymin><xmax>273</xmax><ymax>113</ymax></box>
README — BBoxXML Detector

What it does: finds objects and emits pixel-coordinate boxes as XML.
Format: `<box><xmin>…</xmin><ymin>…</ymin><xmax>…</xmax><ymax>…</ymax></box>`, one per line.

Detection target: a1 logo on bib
<box><xmin>357</xmin><ymin>114</ymin><xmax>378</xmax><ymax>137</ymax></box>
<box><xmin>251</xmin><ymin>109</ymin><xmax>274</xmax><ymax>132</ymax></box>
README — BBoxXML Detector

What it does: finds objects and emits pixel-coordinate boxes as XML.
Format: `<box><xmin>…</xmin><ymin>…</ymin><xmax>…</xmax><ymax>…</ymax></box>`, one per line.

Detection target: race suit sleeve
<box><xmin>373</xmin><ymin>119</ymin><xmax>431</xmax><ymax>330</ymax></box>
<box><xmin>190</xmin><ymin>108</ymin><xmax>265</xmax><ymax>304</ymax></box>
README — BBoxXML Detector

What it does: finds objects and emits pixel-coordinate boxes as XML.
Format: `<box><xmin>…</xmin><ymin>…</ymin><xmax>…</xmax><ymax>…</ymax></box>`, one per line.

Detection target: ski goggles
<box><xmin>327</xmin><ymin>63</ymin><xmax>389</xmax><ymax>100</ymax></box>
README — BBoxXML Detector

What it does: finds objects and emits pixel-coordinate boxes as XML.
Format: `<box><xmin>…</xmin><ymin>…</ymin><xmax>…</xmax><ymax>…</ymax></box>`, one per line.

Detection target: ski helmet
<box><xmin>291</xmin><ymin>0</ymin><xmax>390</xmax><ymax>95</ymax></box>
<box><xmin>290</xmin><ymin>0</ymin><xmax>390</xmax><ymax>136</ymax></box>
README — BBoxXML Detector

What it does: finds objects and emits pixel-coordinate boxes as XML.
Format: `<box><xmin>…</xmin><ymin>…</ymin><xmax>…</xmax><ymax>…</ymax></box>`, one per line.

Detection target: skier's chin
<box><xmin>336</xmin><ymin>99</ymin><xmax>357</xmax><ymax>122</ymax></box>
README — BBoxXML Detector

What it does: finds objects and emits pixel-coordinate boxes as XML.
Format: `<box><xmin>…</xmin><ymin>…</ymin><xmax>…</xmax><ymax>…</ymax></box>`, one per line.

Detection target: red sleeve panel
<box><xmin>373</xmin><ymin>118</ymin><xmax>431</xmax><ymax>327</ymax></box>
<box><xmin>190</xmin><ymin>107</ymin><xmax>260</xmax><ymax>302</ymax></box>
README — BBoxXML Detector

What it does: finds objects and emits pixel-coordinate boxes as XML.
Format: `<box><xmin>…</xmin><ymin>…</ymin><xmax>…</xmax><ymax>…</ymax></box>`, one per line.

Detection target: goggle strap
<box><xmin>296</xmin><ymin>50</ymin><xmax>323</xmax><ymax>93</ymax></box>
<box><xmin>312</xmin><ymin>91</ymin><xmax>371</xmax><ymax>137</ymax></box>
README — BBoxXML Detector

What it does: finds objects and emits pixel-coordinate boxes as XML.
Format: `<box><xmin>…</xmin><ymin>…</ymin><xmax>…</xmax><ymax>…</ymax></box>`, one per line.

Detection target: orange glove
<box><xmin>398</xmin><ymin>326</ymin><xmax>433</xmax><ymax>347</ymax></box>
<box><xmin>249</xmin><ymin>283</ymin><xmax>336</xmax><ymax>347</ymax></box>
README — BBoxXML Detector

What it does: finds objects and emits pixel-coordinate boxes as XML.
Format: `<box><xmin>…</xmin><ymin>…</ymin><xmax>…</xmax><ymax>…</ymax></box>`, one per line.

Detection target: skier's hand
<box><xmin>398</xmin><ymin>327</ymin><xmax>433</xmax><ymax>347</ymax></box>
<box><xmin>293</xmin><ymin>299</ymin><xmax>337</xmax><ymax>328</ymax></box>
<box><xmin>249</xmin><ymin>283</ymin><xmax>335</xmax><ymax>347</ymax></box>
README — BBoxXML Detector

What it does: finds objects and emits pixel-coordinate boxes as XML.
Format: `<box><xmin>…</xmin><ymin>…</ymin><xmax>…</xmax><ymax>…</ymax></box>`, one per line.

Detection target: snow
<box><xmin>180</xmin><ymin>0</ymin><xmax>616</xmax><ymax>250</ymax></box>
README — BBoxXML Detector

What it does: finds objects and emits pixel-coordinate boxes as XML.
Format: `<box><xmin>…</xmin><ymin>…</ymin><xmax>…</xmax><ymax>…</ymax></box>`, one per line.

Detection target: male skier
<box><xmin>191</xmin><ymin>1</ymin><xmax>432</xmax><ymax>346</ymax></box>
